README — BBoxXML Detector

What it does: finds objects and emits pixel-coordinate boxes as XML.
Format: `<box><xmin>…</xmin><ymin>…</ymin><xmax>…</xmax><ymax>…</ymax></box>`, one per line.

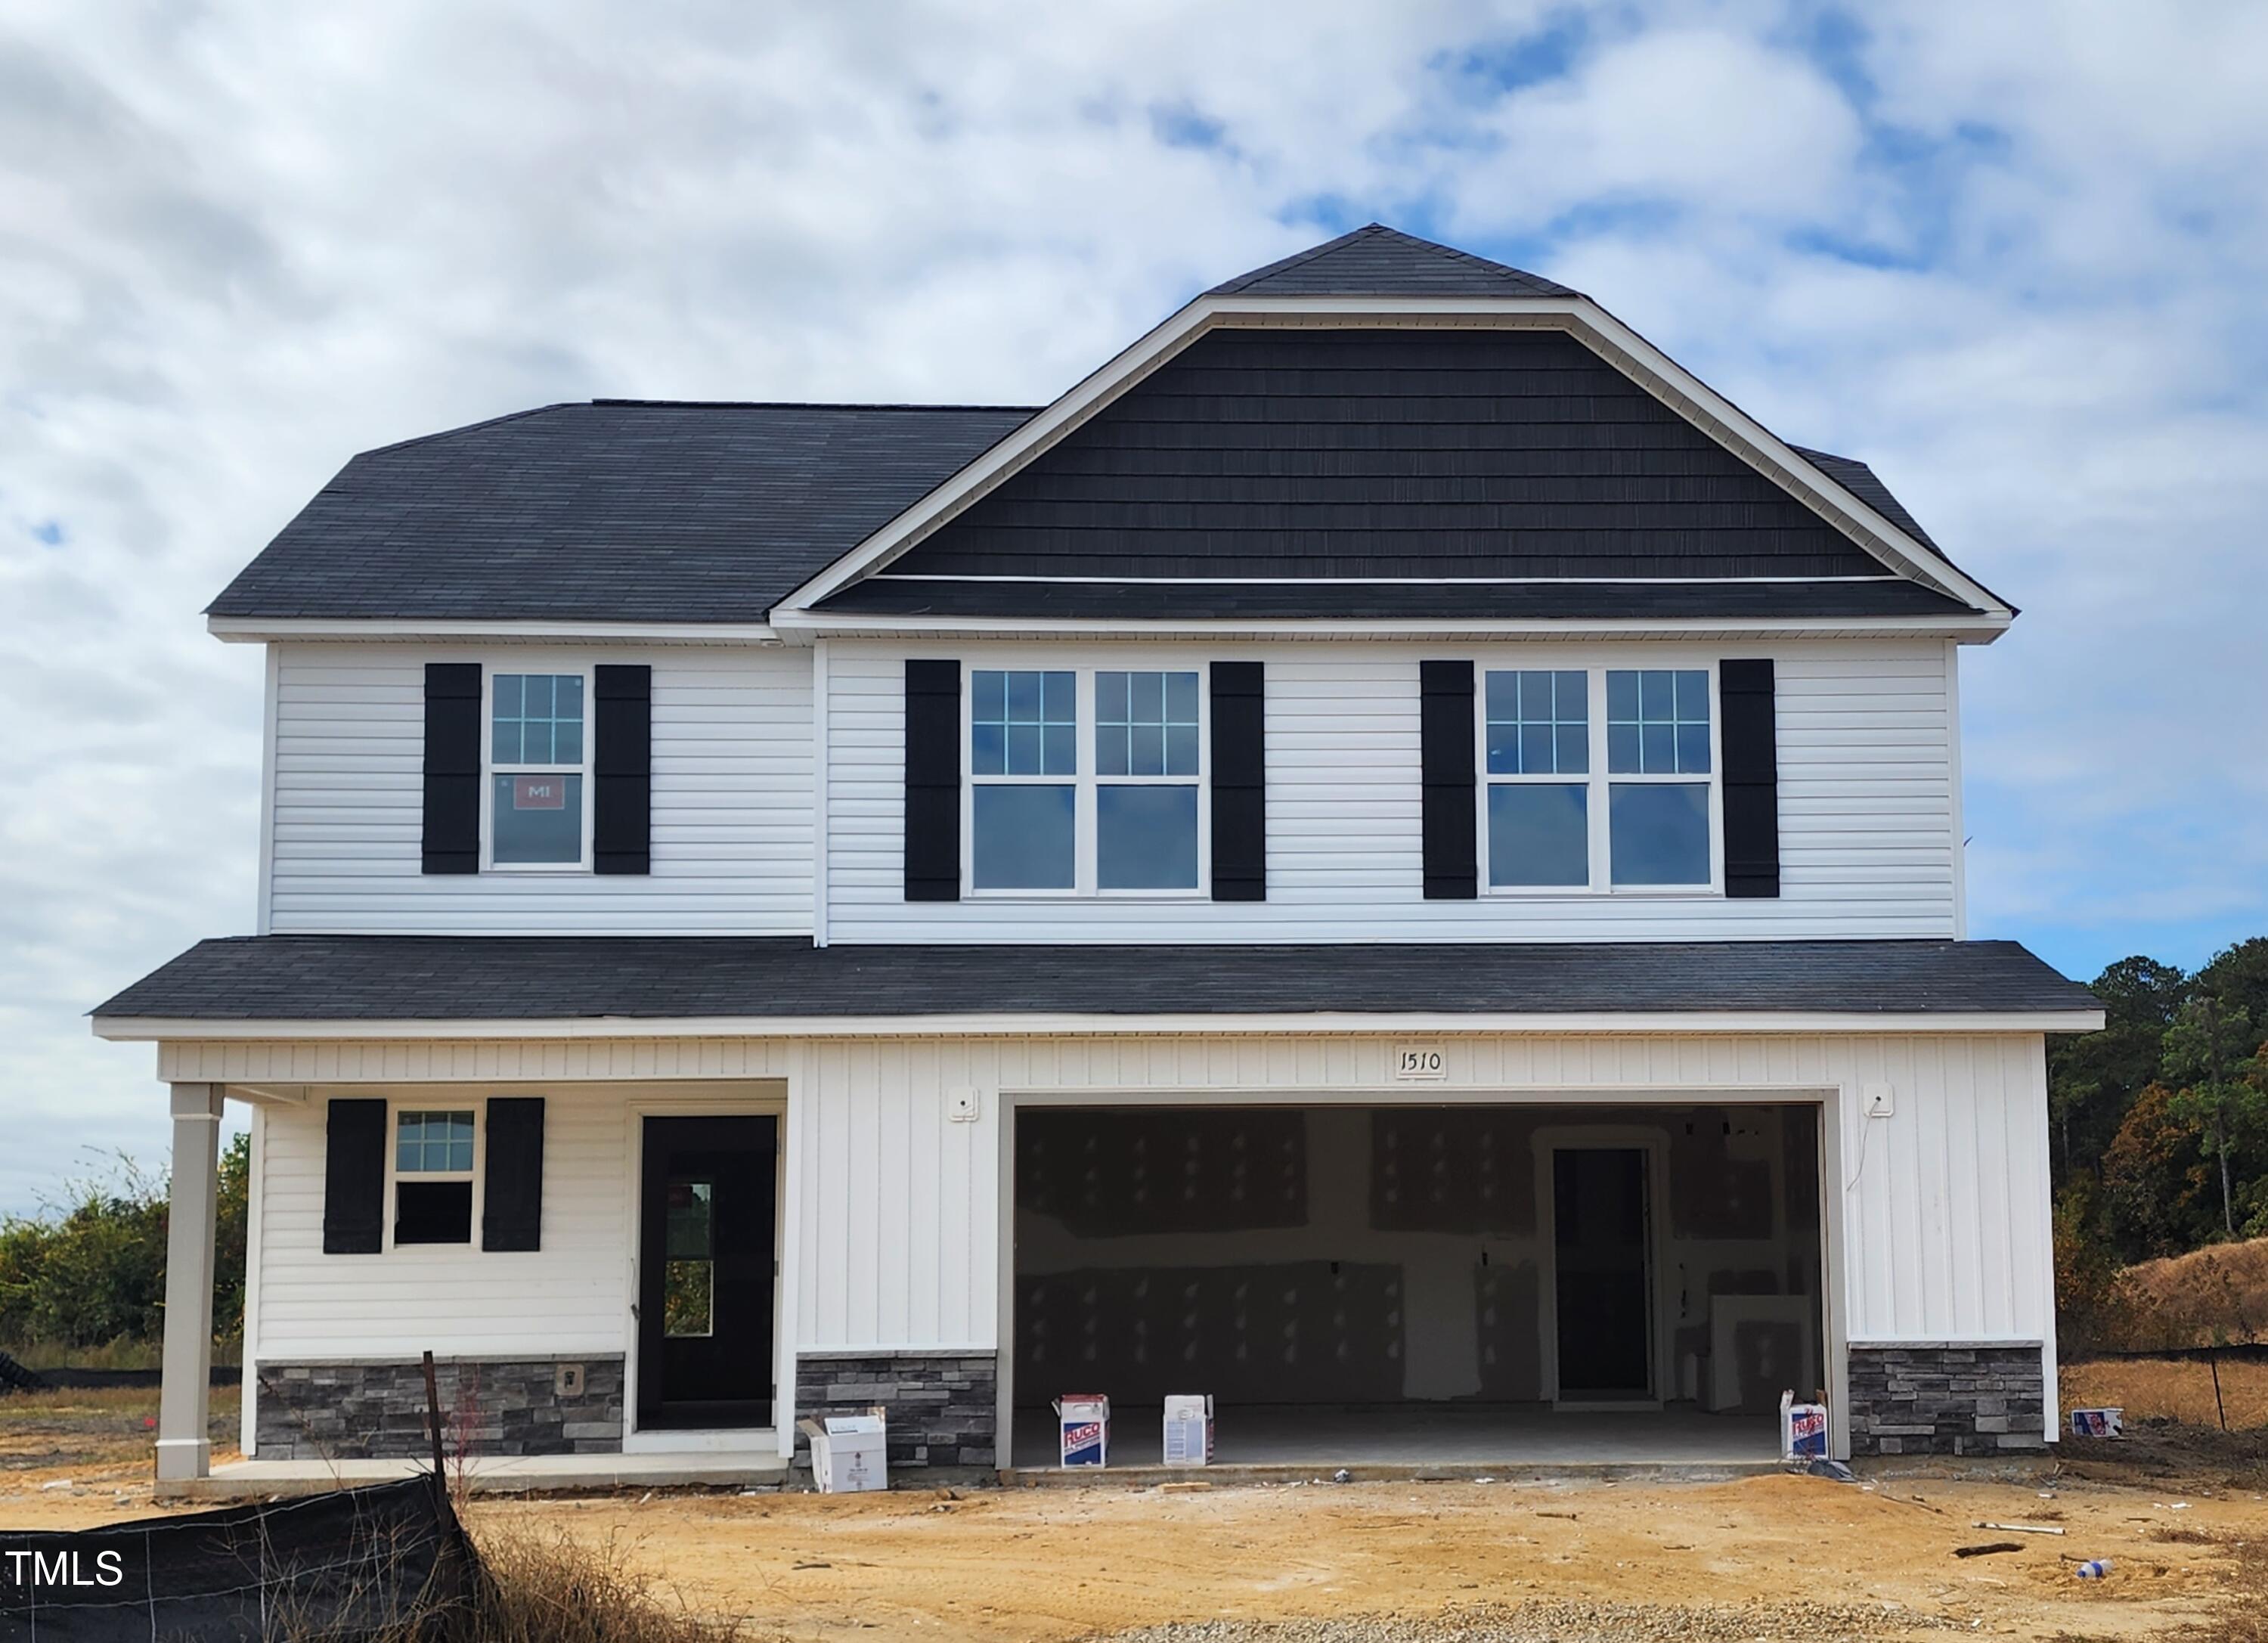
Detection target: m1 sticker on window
<box><xmin>1394</xmin><ymin>1047</ymin><xmax>1447</xmax><ymax>1081</ymax></box>
<box><xmin>512</xmin><ymin>776</ymin><xmax>567</xmax><ymax>811</ymax></box>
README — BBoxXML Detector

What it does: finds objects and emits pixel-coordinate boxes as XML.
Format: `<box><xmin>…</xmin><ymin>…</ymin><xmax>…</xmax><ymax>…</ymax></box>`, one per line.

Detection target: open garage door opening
<box><xmin>1009</xmin><ymin>1102</ymin><xmax>1826</xmax><ymax>1470</ymax></box>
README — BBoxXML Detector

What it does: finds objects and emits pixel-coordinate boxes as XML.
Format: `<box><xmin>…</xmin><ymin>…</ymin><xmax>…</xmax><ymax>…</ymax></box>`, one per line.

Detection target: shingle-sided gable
<box><xmin>843</xmin><ymin>326</ymin><xmax>1916</xmax><ymax>588</ymax></box>
<box><xmin>1207</xmin><ymin>224</ymin><xmax>1576</xmax><ymax>299</ymax></box>
<box><xmin>206</xmin><ymin>401</ymin><xmax>1033</xmax><ymax>624</ymax></box>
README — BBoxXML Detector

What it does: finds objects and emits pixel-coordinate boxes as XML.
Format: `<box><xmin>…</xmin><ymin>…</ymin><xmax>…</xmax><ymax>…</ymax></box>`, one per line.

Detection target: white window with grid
<box><xmin>485</xmin><ymin>670</ymin><xmax>593</xmax><ymax>870</ymax></box>
<box><xmin>965</xmin><ymin>662</ymin><xmax>1208</xmax><ymax>895</ymax></box>
<box><xmin>1479</xmin><ymin>661</ymin><xmax>1719</xmax><ymax>893</ymax></box>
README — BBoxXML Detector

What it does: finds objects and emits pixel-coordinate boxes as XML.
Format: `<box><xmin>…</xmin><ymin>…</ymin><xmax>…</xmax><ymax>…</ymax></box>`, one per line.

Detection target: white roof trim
<box><xmin>776</xmin><ymin>294</ymin><xmax>2011</xmax><ymax>622</ymax></box>
<box><xmin>94</xmin><ymin>1007</ymin><xmax>2103</xmax><ymax>1043</ymax></box>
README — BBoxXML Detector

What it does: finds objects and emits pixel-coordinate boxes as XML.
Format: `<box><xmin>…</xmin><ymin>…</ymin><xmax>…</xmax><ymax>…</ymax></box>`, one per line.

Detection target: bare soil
<box><xmin>0</xmin><ymin>1386</ymin><xmax>2261</xmax><ymax>1640</ymax></box>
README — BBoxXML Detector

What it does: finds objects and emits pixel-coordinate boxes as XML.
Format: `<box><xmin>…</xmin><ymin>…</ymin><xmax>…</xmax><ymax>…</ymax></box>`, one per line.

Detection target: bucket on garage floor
<box><xmin>1163</xmin><ymin>1394</ymin><xmax>1213</xmax><ymax>1465</ymax></box>
<box><xmin>1055</xmin><ymin>1393</ymin><xmax>1109</xmax><ymax>1466</ymax></box>
<box><xmin>1780</xmin><ymin>1390</ymin><xmax>1828</xmax><ymax>1459</ymax></box>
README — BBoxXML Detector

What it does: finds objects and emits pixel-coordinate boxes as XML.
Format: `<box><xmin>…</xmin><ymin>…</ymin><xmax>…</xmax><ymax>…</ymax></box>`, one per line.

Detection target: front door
<box><xmin>637</xmin><ymin>1115</ymin><xmax>777</xmax><ymax>1430</ymax></box>
<box><xmin>1552</xmin><ymin>1146</ymin><xmax>1654</xmax><ymax>1400</ymax></box>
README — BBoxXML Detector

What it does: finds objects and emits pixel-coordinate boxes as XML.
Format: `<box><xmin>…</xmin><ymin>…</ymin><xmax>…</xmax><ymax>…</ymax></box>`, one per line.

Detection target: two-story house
<box><xmin>94</xmin><ymin>226</ymin><xmax>2100</xmax><ymax>1494</ymax></box>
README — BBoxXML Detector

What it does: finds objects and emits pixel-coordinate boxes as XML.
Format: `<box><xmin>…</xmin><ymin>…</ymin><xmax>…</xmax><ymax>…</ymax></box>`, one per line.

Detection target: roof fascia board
<box><xmin>769</xmin><ymin>609</ymin><xmax>2011</xmax><ymax>643</ymax></box>
<box><xmin>207</xmin><ymin>617</ymin><xmax>781</xmax><ymax>646</ymax></box>
<box><xmin>777</xmin><ymin>294</ymin><xmax>1249</xmax><ymax>611</ymax></box>
<box><xmin>776</xmin><ymin>293</ymin><xmax>2009</xmax><ymax>622</ymax></box>
<box><xmin>93</xmin><ymin>1006</ymin><xmax>2103</xmax><ymax>1042</ymax></box>
<box><xmin>1556</xmin><ymin>296</ymin><xmax>2011</xmax><ymax>617</ymax></box>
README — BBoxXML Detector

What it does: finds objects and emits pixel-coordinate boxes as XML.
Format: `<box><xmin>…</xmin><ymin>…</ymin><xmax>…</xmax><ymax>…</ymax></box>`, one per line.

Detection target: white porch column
<box><xmin>156</xmin><ymin>1082</ymin><xmax>225</xmax><ymax>1483</ymax></box>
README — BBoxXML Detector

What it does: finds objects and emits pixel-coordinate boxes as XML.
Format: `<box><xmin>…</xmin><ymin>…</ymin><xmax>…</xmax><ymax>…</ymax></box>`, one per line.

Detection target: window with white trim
<box><xmin>1483</xmin><ymin>664</ymin><xmax>1717</xmax><ymax>891</ymax></box>
<box><xmin>393</xmin><ymin>1108</ymin><xmax>476</xmax><ymax>1245</ymax></box>
<box><xmin>968</xmin><ymin>665</ymin><xmax>1206</xmax><ymax>894</ymax></box>
<box><xmin>488</xmin><ymin>671</ymin><xmax>590</xmax><ymax>868</ymax></box>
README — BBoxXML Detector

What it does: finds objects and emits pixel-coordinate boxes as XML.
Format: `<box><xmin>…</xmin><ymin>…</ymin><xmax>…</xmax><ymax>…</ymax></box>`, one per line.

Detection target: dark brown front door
<box><xmin>637</xmin><ymin>1115</ymin><xmax>776</xmax><ymax>1430</ymax></box>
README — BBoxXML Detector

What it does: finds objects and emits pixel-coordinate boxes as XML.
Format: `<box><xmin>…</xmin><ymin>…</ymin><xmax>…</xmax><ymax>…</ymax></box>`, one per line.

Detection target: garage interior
<box><xmin>1009</xmin><ymin>1102</ymin><xmax>1826</xmax><ymax>1468</ymax></box>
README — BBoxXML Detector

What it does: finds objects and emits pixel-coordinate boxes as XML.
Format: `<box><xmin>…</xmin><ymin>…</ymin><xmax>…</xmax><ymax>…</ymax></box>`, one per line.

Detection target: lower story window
<box><xmin>394</xmin><ymin>1109</ymin><xmax>475</xmax><ymax>1245</ymax></box>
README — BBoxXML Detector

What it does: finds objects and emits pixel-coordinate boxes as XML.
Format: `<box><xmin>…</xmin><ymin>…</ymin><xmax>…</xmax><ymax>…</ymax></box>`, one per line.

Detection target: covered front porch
<box><xmin>141</xmin><ymin>1074</ymin><xmax>796</xmax><ymax>1497</ymax></box>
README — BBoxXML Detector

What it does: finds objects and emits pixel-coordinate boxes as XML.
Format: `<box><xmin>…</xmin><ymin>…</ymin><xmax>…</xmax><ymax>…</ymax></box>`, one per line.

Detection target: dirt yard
<box><xmin>1</xmin><ymin>1381</ymin><xmax>2263</xmax><ymax>1640</ymax></box>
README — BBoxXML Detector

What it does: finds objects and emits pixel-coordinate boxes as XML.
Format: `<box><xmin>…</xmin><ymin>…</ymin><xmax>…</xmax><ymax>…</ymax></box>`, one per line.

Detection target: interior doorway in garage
<box><xmin>1008</xmin><ymin>1101</ymin><xmax>1826</xmax><ymax>1468</ymax></box>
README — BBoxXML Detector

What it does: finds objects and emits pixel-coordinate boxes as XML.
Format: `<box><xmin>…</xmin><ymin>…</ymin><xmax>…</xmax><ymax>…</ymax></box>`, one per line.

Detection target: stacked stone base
<box><xmin>796</xmin><ymin>1352</ymin><xmax>996</xmax><ymax>1470</ymax></box>
<box><xmin>256</xmin><ymin>1355</ymin><xmax>625</xmax><ymax>1460</ymax></box>
<box><xmin>1848</xmin><ymin>1343</ymin><xmax>2046</xmax><ymax>1456</ymax></box>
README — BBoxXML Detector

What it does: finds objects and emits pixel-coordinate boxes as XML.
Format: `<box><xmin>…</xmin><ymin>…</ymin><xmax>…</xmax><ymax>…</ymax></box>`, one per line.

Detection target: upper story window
<box><xmin>968</xmin><ymin>665</ymin><xmax>1206</xmax><ymax>894</ymax></box>
<box><xmin>488</xmin><ymin>671</ymin><xmax>589</xmax><ymax>868</ymax></box>
<box><xmin>1483</xmin><ymin>665</ymin><xmax>1717</xmax><ymax>892</ymax></box>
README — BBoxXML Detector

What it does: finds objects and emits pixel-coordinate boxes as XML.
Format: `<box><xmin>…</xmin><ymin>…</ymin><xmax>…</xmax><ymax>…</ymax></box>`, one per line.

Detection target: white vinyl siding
<box><xmin>204</xmin><ymin>1026</ymin><xmax>2052</xmax><ymax>1379</ymax></box>
<box><xmin>825</xmin><ymin>638</ymin><xmax>1958</xmax><ymax>942</ymax></box>
<box><xmin>266</xmin><ymin>643</ymin><xmax>812</xmax><ymax>933</ymax></box>
<box><xmin>250</xmin><ymin>1087</ymin><xmax>633</xmax><ymax>1359</ymax></box>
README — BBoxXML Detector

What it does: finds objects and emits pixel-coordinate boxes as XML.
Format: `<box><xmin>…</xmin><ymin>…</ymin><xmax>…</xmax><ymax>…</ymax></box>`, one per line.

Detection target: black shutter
<box><xmin>421</xmin><ymin>663</ymin><xmax>482</xmax><ymax>874</ymax></box>
<box><xmin>903</xmin><ymin>659</ymin><xmax>962</xmax><ymax>901</ymax></box>
<box><xmin>481</xmin><ymin>1096</ymin><xmax>546</xmax><ymax>1252</ymax></box>
<box><xmin>1210</xmin><ymin>662</ymin><xmax>1266</xmax><ymax>901</ymax></box>
<box><xmin>321</xmin><ymin>1098</ymin><xmax>387</xmax><ymax>1254</ymax></box>
<box><xmin>1721</xmin><ymin>659</ymin><xmax>1781</xmax><ymax>899</ymax></box>
<box><xmin>593</xmin><ymin>665</ymin><xmax>652</xmax><ymax>876</ymax></box>
<box><xmin>1420</xmin><ymin>660</ymin><xmax>1477</xmax><ymax>899</ymax></box>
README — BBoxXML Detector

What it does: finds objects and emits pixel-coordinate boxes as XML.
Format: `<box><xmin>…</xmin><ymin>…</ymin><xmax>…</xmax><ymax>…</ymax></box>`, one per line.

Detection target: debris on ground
<box><xmin>1952</xmin><ymin>1542</ymin><xmax>2025</xmax><ymax>1558</ymax></box>
<box><xmin>1100</xmin><ymin>1599</ymin><xmax>1962</xmax><ymax>1641</ymax></box>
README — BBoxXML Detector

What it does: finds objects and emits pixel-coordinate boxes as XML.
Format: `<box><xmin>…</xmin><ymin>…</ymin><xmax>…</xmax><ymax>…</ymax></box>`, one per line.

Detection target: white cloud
<box><xmin>1</xmin><ymin>0</ymin><xmax>2263</xmax><ymax>1209</ymax></box>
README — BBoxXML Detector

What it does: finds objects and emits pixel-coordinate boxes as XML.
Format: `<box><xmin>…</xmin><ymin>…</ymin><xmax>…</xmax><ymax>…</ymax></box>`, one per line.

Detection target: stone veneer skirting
<box><xmin>255</xmin><ymin>1355</ymin><xmax>626</xmax><ymax>1460</ymax></box>
<box><xmin>1848</xmin><ymin>1342</ymin><xmax>2047</xmax><ymax>1456</ymax></box>
<box><xmin>795</xmin><ymin>1353</ymin><xmax>997</xmax><ymax>1470</ymax></box>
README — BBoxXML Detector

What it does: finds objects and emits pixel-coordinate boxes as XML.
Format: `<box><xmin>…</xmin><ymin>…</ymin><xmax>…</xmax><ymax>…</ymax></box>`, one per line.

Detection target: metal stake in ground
<box><xmin>423</xmin><ymin>1349</ymin><xmax>447</xmax><ymax>1496</ymax></box>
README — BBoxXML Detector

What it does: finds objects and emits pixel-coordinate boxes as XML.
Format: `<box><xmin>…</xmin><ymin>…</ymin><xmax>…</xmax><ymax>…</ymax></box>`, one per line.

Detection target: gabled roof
<box><xmin>816</xmin><ymin>324</ymin><xmax>1982</xmax><ymax>622</ymax></box>
<box><xmin>92</xmin><ymin>935</ymin><xmax>2099</xmax><ymax>1028</ymax></box>
<box><xmin>204</xmin><ymin>226</ymin><xmax>2009</xmax><ymax>631</ymax></box>
<box><xmin>206</xmin><ymin>401</ymin><xmax>1033</xmax><ymax>625</ymax></box>
<box><xmin>1207</xmin><ymin>224</ymin><xmax>1576</xmax><ymax>299</ymax></box>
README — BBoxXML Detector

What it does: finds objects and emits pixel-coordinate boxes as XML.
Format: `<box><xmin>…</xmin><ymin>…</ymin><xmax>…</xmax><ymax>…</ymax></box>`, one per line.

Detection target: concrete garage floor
<box><xmin>1008</xmin><ymin>1402</ymin><xmax>1781</xmax><ymax>1477</ymax></box>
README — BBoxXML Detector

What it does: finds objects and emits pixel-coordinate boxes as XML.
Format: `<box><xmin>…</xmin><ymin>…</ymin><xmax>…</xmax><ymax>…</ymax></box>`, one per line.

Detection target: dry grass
<box><xmin>0</xmin><ymin>1384</ymin><xmax>240</xmax><ymax>1474</ymax></box>
<box><xmin>2062</xmin><ymin>1354</ymin><xmax>2268</xmax><ymax>1428</ymax></box>
<box><xmin>2118</xmin><ymin>1237</ymin><xmax>2268</xmax><ymax>1348</ymax></box>
<box><xmin>461</xmin><ymin>1523</ymin><xmax>769</xmax><ymax>1642</ymax></box>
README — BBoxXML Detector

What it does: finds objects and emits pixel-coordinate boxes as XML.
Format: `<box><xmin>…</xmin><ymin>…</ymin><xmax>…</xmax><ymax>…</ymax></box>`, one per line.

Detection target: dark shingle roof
<box><xmin>202</xmin><ymin>230</ymin><xmax>1971</xmax><ymax>626</ymax></box>
<box><xmin>206</xmin><ymin>401</ymin><xmax>1035</xmax><ymax>624</ymax></box>
<box><xmin>1207</xmin><ymin>225</ymin><xmax>1576</xmax><ymax>299</ymax></box>
<box><xmin>94</xmin><ymin>936</ymin><xmax>2097</xmax><ymax>1023</ymax></box>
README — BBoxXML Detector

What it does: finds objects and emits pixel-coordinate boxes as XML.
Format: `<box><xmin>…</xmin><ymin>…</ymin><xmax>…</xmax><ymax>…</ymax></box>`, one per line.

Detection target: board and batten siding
<box><xmin>824</xmin><ymin>638</ymin><xmax>1960</xmax><ymax>942</ymax></box>
<box><xmin>266</xmin><ymin>643</ymin><xmax>812</xmax><ymax>934</ymax></box>
<box><xmin>195</xmin><ymin>1027</ymin><xmax>2050</xmax><ymax>1369</ymax></box>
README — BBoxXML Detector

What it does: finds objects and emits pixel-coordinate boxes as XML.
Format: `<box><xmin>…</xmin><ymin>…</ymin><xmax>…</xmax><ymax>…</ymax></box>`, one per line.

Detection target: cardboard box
<box><xmin>1163</xmin><ymin>1394</ymin><xmax>1214</xmax><ymax>1465</ymax></box>
<box><xmin>1054</xmin><ymin>1394</ymin><xmax>1109</xmax><ymax>1467</ymax></box>
<box><xmin>801</xmin><ymin>1411</ymin><xmax>888</xmax><ymax>1493</ymax></box>
<box><xmin>1778</xmin><ymin>1390</ymin><xmax>1827</xmax><ymax>1459</ymax></box>
<box><xmin>2070</xmin><ymin>1406</ymin><xmax>2124</xmax><ymax>1438</ymax></box>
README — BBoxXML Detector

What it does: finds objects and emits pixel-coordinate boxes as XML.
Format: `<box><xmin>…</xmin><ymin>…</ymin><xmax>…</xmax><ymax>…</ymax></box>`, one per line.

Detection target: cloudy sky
<box><xmin>3</xmin><ymin>1</ymin><xmax>2264</xmax><ymax>1214</ymax></box>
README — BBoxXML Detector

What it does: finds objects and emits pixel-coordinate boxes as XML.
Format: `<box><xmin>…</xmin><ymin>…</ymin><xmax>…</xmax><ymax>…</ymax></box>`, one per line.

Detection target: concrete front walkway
<box><xmin>1008</xmin><ymin>1402</ymin><xmax>1782</xmax><ymax>1480</ymax></box>
<box><xmin>160</xmin><ymin>1449</ymin><xmax>791</xmax><ymax>1502</ymax></box>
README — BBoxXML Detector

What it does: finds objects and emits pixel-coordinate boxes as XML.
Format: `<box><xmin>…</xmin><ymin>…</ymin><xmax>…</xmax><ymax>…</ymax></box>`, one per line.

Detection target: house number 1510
<box><xmin>1394</xmin><ymin>1048</ymin><xmax>1446</xmax><ymax>1080</ymax></box>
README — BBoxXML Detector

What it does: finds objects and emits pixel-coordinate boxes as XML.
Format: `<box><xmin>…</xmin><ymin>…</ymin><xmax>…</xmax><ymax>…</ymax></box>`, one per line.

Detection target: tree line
<box><xmin>2051</xmin><ymin>937</ymin><xmax>2268</xmax><ymax>1262</ymax></box>
<box><xmin>0</xmin><ymin>1134</ymin><xmax>248</xmax><ymax>1358</ymax></box>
